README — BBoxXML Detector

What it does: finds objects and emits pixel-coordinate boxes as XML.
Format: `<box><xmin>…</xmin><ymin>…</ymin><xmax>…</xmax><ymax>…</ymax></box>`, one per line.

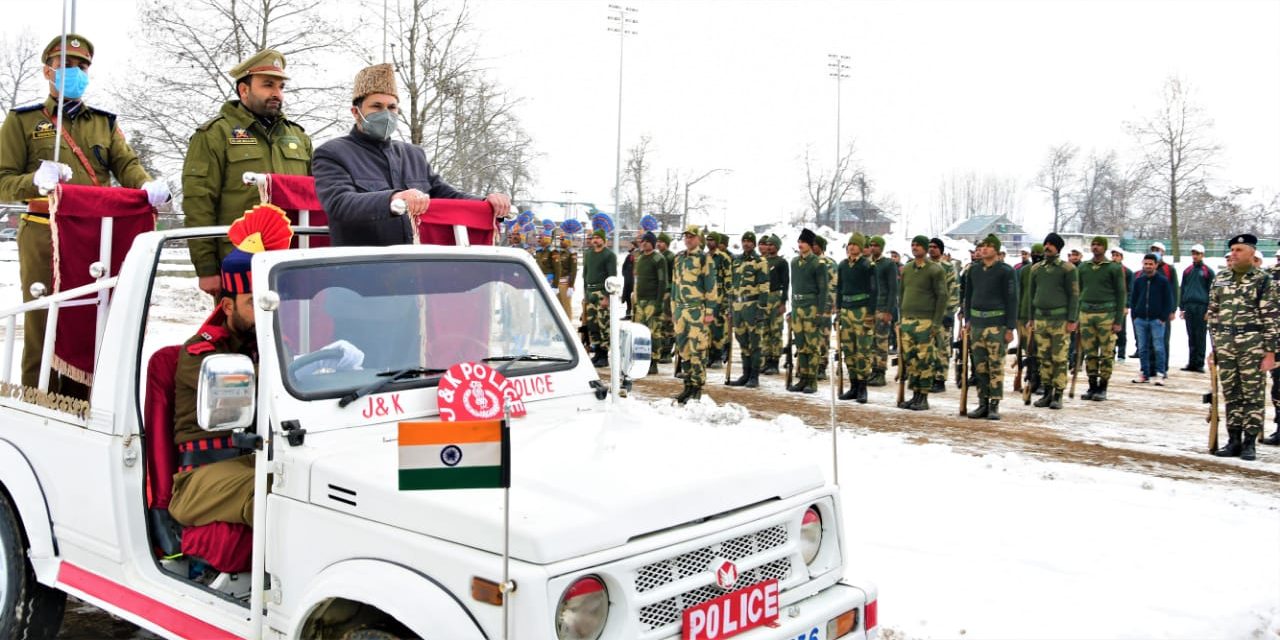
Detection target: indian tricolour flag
<box><xmin>398</xmin><ymin>419</ymin><xmax>510</xmax><ymax>491</ymax></box>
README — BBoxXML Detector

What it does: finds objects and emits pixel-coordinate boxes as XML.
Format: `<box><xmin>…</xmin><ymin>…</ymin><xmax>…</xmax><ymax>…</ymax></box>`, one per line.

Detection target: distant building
<box><xmin>945</xmin><ymin>215</ymin><xmax>1030</xmax><ymax>253</ymax></box>
<box><xmin>817</xmin><ymin>200</ymin><xmax>894</xmax><ymax>236</ymax></box>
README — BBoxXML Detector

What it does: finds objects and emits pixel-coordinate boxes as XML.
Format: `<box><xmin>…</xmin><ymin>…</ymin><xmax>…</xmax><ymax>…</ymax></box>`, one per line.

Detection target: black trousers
<box><xmin>1183</xmin><ymin>303</ymin><xmax>1207</xmax><ymax>368</ymax></box>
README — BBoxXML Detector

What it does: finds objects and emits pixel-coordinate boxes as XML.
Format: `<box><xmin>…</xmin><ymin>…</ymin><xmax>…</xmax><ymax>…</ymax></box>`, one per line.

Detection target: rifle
<box><xmin>1068</xmin><ymin>326</ymin><xmax>1084</xmax><ymax>399</ymax></box>
<box><xmin>1013</xmin><ymin>326</ymin><xmax>1024</xmax><ymax>392</ymax></box>
<box><xmin>1205</xmin><ymin>337</ymin><xmax>1220</xmax><ymax>453</ymax></box>
<box><xmin>724</xmin><ymin>304</ymin><xmax>735</xmax><ymax>385</ymax></box>
<box><xmin>895</xmin><ymin>324</ymin><xmax>906</xmax><ymax>407</ymax></box>
<box><xmin>784</xmin><ymin>323</ymin><xmax>795</xmax><ymax>389</ymax></box>
<box><xmin>959</xmin><ymin>325</ymin><xmax>970</xmax><ymax>416</ymax></box>
<box><xmin>1022</xmin><ymin>326</ymin><xmax>1036</xmax><ymax>405</ymax></box>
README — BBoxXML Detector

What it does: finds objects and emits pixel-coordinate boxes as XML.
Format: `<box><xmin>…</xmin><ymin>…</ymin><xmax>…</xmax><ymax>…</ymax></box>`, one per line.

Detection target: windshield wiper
<box><xmin>485</xmin><ymin>354</ymin><xmax>574</xmax><ymax>377</ymax></box>
<box><xmin>338</xmin><ymin>367</ymin><xmax>447</xmax><ymax>408</ymax></box>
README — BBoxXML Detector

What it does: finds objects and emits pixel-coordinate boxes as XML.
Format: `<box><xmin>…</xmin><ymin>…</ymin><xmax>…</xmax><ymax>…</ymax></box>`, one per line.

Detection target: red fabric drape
<box><xmin>260</xmin><ymin>174</ymin><xmax>330</xmax><ymax>249</ymax></box>
<box><xmin>416</xmin><ymin>199</ymin><xmax>497</xmax><ymax>246</ymax></box>
<box><xmin>50</xmin><ymin>184</ymin><xmax>155</xmax><ymax>385</ymax></box>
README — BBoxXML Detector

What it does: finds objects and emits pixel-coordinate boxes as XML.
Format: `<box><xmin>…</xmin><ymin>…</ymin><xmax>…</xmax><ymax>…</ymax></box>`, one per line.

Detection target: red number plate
<box><xmin>681</xmin><ymin>579</ymin><xmax>780</xmax><ymax>640</ymax></box>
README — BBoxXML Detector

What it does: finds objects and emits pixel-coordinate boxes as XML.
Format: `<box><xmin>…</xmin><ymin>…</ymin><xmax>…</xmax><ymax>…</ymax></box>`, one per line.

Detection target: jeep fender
<box><xmin>0</xmin><ymin>440</ymin><xmax>56</xmax><ymax>567</ymax></box>
<box><xmin>292</xmin><ymin>559</ymin><xmax>487</xmax><ymax>639</ymax></box>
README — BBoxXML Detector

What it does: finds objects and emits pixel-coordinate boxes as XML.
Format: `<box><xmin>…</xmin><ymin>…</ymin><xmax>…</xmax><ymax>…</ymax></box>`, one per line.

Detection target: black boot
<box><xmin>900</xmin><ymin>391</ymin><xmax>920</xmax><ymax>409</ymax></box>
<box><xmin>1241</xmin><ymin>433</ymin><xmax>1257</xmax><ymax>461</ymax></box>
<box><xmin>1081</xmin><ymin>376</ymin><xmax>1097</xmax><ymax>401</ymax></box>
<box><xmin>856</xmin><ymin>380</ymin><xmax>868</xmax><ymax>404</ymax></box>
<box><xmin>1034</xmin><ymin>386</ymin><xmax>1054</xmax><ymax>408</ymax></box>
<box><xmin>987</xmin><ymin>399</ymin><xmax>1001</xmax><ymax>420</ymax></box>
<box><xmin>787</xmin><ymin>373</ymin><xmax>808</xmax><ymax>392</ymax></box>
<box><xmin>727</xmin><ymin>360</ymin><xmax>750</xmax><ymax>386</ymax></box>
<box><xmin>675</xmin><ymin>382</ymin><xmax>696</xmax><ymax>405</ymax></box>
<box><xmin>931</xmin><ymin>378</ymin><xmax>946</xmax><ymax>393</ymax></box>
<box><xmin>591</xmin><ymin>347</ymin><xmax>609</xmax><ymax>368</ymax></box>
<box><xmin>706</xmin><ymin>348</ymin><xmax>722</xmax><ymax>369</ymax></box>
<box><xmin>868</xmin><ymin>370</ymin><xmax>887</xmax><ymax>387</ymax></box>
<box><xmin>1092</xmin><ymin>378</ymin><xmax>1108</xmax><ymax>401</ymax></box>
<box><xmin>1049</xmin><ymin>388</ymin><xmax>1063</xmax><ymax>410</ymax></box>
<box><xmin>839</xmin><ymin>379</ymin><xmax>858</xmax><ymax>400</ymax></box>
<box><xmin>1214</xmin><ymin>428</ymin><xmax>1243</xmax><ymax>457</ymax></box>
<box><xmin>761</xmin><ymin>357</ymin><xmax>779</xmax><ymax>375</ymax></box>
<box><xmin>969</xmin><ymin>398</ymin><xmax>990</xmax><ymax>419</ymax></box>
<box><xmin>1262</xmin><ymin>426</ymin><xmax>1280</xmax><ymax>446</ymax></box>
<box><xmin>817</xmin><ymin>361</ymin><xmax>828</xmax><ymax>381</ymax></box>
<box><xmin>908</xmin><ymin>392</ymin><xmax>930</xmax><ymax>411</ymax></box>
<box><xmin>745</xmin><ymin>360</ymin><xmax>760</xmax><ymax>388</ymax></box>
<box><xmin>647</xmin><ymin>360</ymin><xmax>659</xmax><ymax>376</ymax></box>
<box><xmin>802</xmin><ymin>377</ymin><xmax>818</xmax><ymax>394</ymax></box>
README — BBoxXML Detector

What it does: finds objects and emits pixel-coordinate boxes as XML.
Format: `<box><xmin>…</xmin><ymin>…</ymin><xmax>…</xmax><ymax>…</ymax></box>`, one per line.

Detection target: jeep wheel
<box><xmin>0</xmin><ymin>491</ymin><xmax>66</xmax><ymax>639</ymax></box>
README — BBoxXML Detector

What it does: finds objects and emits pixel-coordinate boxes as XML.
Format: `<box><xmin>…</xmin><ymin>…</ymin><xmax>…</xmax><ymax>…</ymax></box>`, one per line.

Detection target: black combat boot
<box><xmin>787</xmin><ymin>374</ymin><xmax>807</xmax><ymax>392</ymax></box>
<box><xmin>839</xmin><ymin>377</ymin><xmax>858</xmax><ymax>401</ymax></box>
<box><xmin>591</xmin><ymin>347</ymin><xmax>609</xmax><ymax>368</ymax></box>
<box><xmin>647</xmin><ymin>360</ymin><xmax>659</xmax><ymax>375</ymax></box>
<box><xmin>817</xmin><ymin>361</ymin><xmax>828</xmax><ymax>381</ymax></box>
<box><xmin>899</xmin><ymin>391</ymin><xmax>918</xmax><ymax>409</ymax></box>
<box><xmin>802</xmin><ymin>377</ymin><xmax>818</xmax><ymax>394</ymax></box>
<box><xmin>686</xmin><ymin>385</ymin><xmax>702</xmax><ymax>404</ymax></box>
<box><xmin>761</xmin><ymin>357</ymin><xmax>779</xmax><ymax>375</ymax></box>
<box><xmin>931</xmin><ymin>378</ymin><xmax>946</xmax><ymax>393</ymax></box>
<box><xmin>1081</xmin><ymin>376</ymin><xmax>1097</xmax><ymax>401</ymax></box>
<box><xmin>987</xmin><ymin>399</ymin><xmax>1001</xmax><ymax>420</ymax></box>
<box><xmin>856</xmin><ymin>380</ymin><xmax>868</xmax><ymax>404</ymax></box>
<box><xmin>1214</xmin><ymin>428</ymin><xmax>1243</xmax><ymax>457</ymax></box>
<box><xmin>1034</xmin><ymin>386</ymin><xmax>1054</xmax><ymax>408</ymax></box>
<box><xmin>707</xmin><ymin>348</ymin><xmax>722</xmax><ymax>369</ymax></box>
<box><xmin>1092</xmin><ymin>378</ymin><xmax>1108</xmax><ymax>401</ymax></box>
<box><xmin>745</xmin><ymin>360</ymin><xmax>760</xmax><ymax>388</ymax></box>
<box><xmin>1241</xmin><ymin>432</ymin><xmax>1258</xmax><ymax>461</ymax></box>
<box><xmin>675</xmin><ymin>382</ymin><xmax>695</xmax><ymax>405</ymax></box>
<box><xmin>868</xmin><ymin>370</ymin><xmax>887</xmax><ymax>387</ymax></box>
<box><xmin>969</xmin><ymin>398</ymin><xmax>990</xmax><ymax>419</ymax></box>
<box><xmin>908</xmin><ymin>392</ymin><xmax>930</xmax><ymax>411</ymax></box>
<box><xmin>1049</xmin><ymin>388</ymin><xmax>1064</xmax><ymax>410</ymax></box>
<box><xmin>1261</xmin><ymin>430</ymin><xmax>1280</xmax><ymax>446</ymax></box>
<box><xmin>728</xmin><ymin>360</ymin><xmax>750</xmax><ymax>386</ymax></box>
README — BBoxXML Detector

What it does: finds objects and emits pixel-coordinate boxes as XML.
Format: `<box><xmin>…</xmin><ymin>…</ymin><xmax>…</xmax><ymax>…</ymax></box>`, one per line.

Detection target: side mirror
<box><xmin>618</xmin><ymin>321</ymin><xmax>652</xmax><ymax>380</ymax></box>
<box><xmin>197</xmin><ymin>354</ymin><xmax>256</xmax><ymax>431</ymax></box>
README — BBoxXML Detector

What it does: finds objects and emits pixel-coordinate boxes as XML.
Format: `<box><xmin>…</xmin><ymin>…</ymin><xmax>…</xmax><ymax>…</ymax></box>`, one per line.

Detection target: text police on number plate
<box><xmin>682</xmin><ymin>579</ymin><xmax>804</xmax><ymax>640</ymax></box>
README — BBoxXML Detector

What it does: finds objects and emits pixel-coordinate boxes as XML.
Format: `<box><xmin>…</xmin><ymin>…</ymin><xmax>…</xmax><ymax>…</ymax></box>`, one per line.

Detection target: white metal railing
<box><xmin>0</xmin><ymin>275</ymin><xmax>118</xmax><ymax>393</ymax></box>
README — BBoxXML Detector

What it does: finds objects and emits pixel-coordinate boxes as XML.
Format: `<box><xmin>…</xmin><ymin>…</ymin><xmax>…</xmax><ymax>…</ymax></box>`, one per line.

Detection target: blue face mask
<box><xmin>53</xmin><ymin>66</ymin><xmax>89</xmax><ymax>100</ymax></box>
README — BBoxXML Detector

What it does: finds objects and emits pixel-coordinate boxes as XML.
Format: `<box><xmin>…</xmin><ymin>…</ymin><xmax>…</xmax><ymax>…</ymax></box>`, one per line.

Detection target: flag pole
<box><xmin>500</xmin><ymin>401</ymin><xmax>513</xmax><ymax>640</ymax></box>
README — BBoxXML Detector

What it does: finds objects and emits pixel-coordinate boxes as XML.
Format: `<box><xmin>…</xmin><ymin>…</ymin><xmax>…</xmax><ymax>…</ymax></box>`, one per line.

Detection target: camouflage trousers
<box><xmin>761</xmin><ymin>294</ymin><xmax>786</xmax><ymax>358</ymax></box>
<box><xmin>1079</xmin><ymin>310</ymin><xmax>1117</xmax><ymax>380</ymax></box>
<box><xmin>819</xmin><ymin>311</ymin><xmax>833</xmax><ymax>362</ymax></box>
<box><xmin>970</xmin><ymin>324</ymin><xmax>1009</xmax><ymax>400</ymax></box>
<box><xmin>634</xmin><ymin>298</ymin><xmax>664</xmax><ymax>352</ymax></box>
<box><xmin>584</xmin><ymin>290</ymin><xmax>610</xmax><ymax>350</ymax></box>
<box><xmin>660</xmin><ymin>296</ymin><xmax>675</xmax><ymax>357</ymax></box>
<box><xmin>1034</xmin><ymin>317</ymin><xmax>1070</xmax><ymax>390</ymax></box>
<box><xmin>1214</xmin><ymin>330</ymin><xmax>1267</xmax><ymax>437</ymax></box>
<box><xmin>710</xmin><ymin>306</ymin><xmax>730</xmax><ymax>354</ymax></box>
<box><xmin>791</xmin><ymin>305</ymin><xmax>822</xmax><ymax>378</ymax></box>
<box><xmin>838</xmin><ymin>307</ymin><xmax>875</xmax><ymax>380</ymax></box>
<box><xmin>674</xmin><ymin>305</ymin><xmax>710</xmax><ymax>387</ymax></box>
<box><xmin>732</xmin><ymin>302</ymin><xmax>765</xmax><ymax>370</ymax></box>
<box><xmin>933</xmin><ymin>315</ymin><xmax>955</xmax><ymax>382</ymax></box>
<box><xmin>873</xmin><ymin>316</ymin><xmax>893</xmax><ymax>374</ymax></box>
<box><xmin>900</xmin><ymin>317</ymin><xmax>938</xmax><ymax>393</ymax></box>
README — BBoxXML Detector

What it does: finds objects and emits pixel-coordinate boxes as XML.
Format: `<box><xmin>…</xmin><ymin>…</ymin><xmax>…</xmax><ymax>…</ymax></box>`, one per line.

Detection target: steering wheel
<box><xmin>288</xmin><ymin>346</ymin><xmax>346</xmax><ymax>377</ymax></box>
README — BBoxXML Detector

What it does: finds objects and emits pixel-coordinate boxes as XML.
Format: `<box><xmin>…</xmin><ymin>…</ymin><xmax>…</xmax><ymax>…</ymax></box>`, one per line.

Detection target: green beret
<box><xmin>657</xmin><ymin>232</ymin><xmax>671</xmax><ymax>244</ymax></box>
<box><xmin>741</xmin><ymin>231</ymin><xmax>756</xmax><ymax>242</ymax></box>
<box><xmin>911</xmin><ymin>235</ymin><xmax>930</xmax><ymax>248</ymax></box>
<box><xmin>848</xmin><ymin>232</ymin><xmax>866</xmax><ymax>247</ymax></box>
<box><xmin>1031</xmin><ymin>243</ymin><xmax>1045</xmax><ymax>254</ymax></box>
<box><xmin>868</xmin><ymin>235</ymin><xmax>885</xmax><ymax>248</ymax></box>
<box><xmin>814</xmin><ymin>235</ymin><xmax>828</xmax><ymax>250</ymax></box>
<box><xmin>979</xmin><ymin>233</ymin><xmax>1001</xmax><ymax>251</ymax></box>
<box><xmin>592</xmin><ymin>229</ymin><xmax>606</xmax><ymax>240</ymax></box>
<box><xmin>1091</xmin><ymin>236</ymin><xmax>1109</xmax><ymax>249</ymax></box>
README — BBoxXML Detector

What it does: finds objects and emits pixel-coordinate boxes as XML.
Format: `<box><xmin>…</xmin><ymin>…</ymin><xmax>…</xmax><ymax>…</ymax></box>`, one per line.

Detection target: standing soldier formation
<box><xmin>727</xmin><ymin>232</ymin><xmax>770</xmax><ymax>388</ymax></box>
<box><xmin>705</xmin><ymin>233</ymin><xmax>733</xmax><ymax>369</ymax></box>
<box><xmin>1076</xmin><ymin>236</ymin><xmax>1126</xmax><ymax>401</ymax></box>
<box><xmin>582</xmin><ymin>229</ymin><xmax>616</xmax><ymax>368</ymax></box>
<box><xmin>788</xmin><ymin>229</ymin><xmax>829</xmax><ymax>394</ymax></box>
<box><xmin>928</xmin><ymin>238</ymin><xmax>959</xmax><ymax>392</ymax></box>
<box><xmin>869</xmin><ymin>236</ymin><xmax>898</xmax><ymax>387</ymax></box>
<box><xmin>760</xmin><ymin>235</ymin><xmax>789</xmax><ymax>375</ymax></box>
<box><xmin>632</xmin><ymin>232</ymin><xmax>668</xmax><ymax>375</ymax></box>
<box><xmin>963</xmin><ymin>234</ymin><xmax>1017</xmax><ymax>419</ymax></box>
<box><xmin>898</xmin><ymin>235</ymin><xmax>947</xmax><ymax>410</ymax></box>
<box><xmin>671</xmin><ymin>226</ymin><xmax>718</xmax><ymax>405</ymax></box>
<box><xmin>1027</xmin><ymin>233</ymin><xmax>1079</xmax><ymax>409</ymax></box>
<box><xmin>836</xmin><ymin>233</ymin><xmax>877</xmax><ymax>402</ymax></box>
<box><xmin>813</xmin><ymin>235</ymin><xmax>838</xmax><ymax>381</ymax></box>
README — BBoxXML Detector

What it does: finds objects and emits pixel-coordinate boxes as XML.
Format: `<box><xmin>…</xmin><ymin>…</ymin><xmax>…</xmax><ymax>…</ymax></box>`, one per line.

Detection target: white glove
<box><xmin>294</xmin><ymin>340</ymin><xmax>365</xmax><ymax>376</ymax></box>
<box><xmin>141</xmin><ymin>180</ymin><xmax>171</xmax><ymax>207</ymax></box>
<box><xmin>33</xmin><ymin>160</ymin><xmax>72</xmax><ymax>192</ymax></box>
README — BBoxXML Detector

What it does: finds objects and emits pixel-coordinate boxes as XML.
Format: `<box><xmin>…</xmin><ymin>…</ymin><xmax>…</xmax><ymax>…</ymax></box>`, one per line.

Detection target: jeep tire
<box><xmin>0</xmin><ymin>490</ymin><xmax>66</xmax><ymax>639</ymax></box>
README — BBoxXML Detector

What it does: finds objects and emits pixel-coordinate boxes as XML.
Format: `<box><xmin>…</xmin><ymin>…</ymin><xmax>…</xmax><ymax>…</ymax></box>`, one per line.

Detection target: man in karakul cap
<box><xmin>1075</xmin><ymin>235</ymin><xmax>1126</xmax><ymax>401</ymax></box>
<box><xmin>184</xmin><ymin>48</ymin><xmax>310</xmax><ymax>296</ymax></box>
<box><xmin>0</xmin><ymin>33</ymin><xmax>165</xmax><ymax>396</ymax></box>
<box><xmin>1179</xmin><ymin>242</ymin><xmax>1214</xmax><ymax>373</ymax></box>
<box><xmin>726</xmin><ymin>231</ymin><xmax>770</xmax><ymax>388</ymax></box>
<box><xmin>1027</xmin><ymin>232</ymin><xmax>1079</xmax><ymax>409</ymax></box>
<box><xmin>786</xmin><ymin>229</ymin><xmax>828</xmax><ymax>393</ymax></box>
<box><xmin>866</xmin><ymin>235</ymin><xmax>897</xmax><ymax>386</ymax></box>
<box><xmin>580</xmin><ymin>227</ymin><xmax>617</xmax><ymax>366</ymax></box>
<box><xmin>927</xmin><ymin>237</ymin><xmax>959</xmax><ymax>392</ymax></box>
<box><xmin>670</xmin><ymin>225</ymin><xmax>718</xmax><ymax>404</ymax></box>
<box><xmin>897</xmin><ymin>235</ymin><xmax>947</xmax><ymax>410</ymax></box>
<box><xmin>1209</xmin><ymin>234</ymin><xmax>1278</xmax><ymax>459</ymax></box>
<box><xmin>632</xmin><ymin>230</ymin><xmax>667</xmax><ymax>375</ymax></box>
<box><xmin>810</xmin><ymin>234</ymin><xmax>838</xmax><ymax>381</ymax></box>
<box><xmin>759</xmin><ymin>234</ymin><xmax>790</xmax><ymax>374</ymax></box>
<box><xmin>834</xmin><ymin>232</ymin><xmax>877</xmax><ymax>402</ymax></box>
<box><xmin>963</xmin><ymin>234</ymin><xmax>1017</xmax><ymax>419</ymax></box>
<box><xmin>312</xmin><ymin>63</ymin><xmax>511</xmax><ymax>247</ymax></box>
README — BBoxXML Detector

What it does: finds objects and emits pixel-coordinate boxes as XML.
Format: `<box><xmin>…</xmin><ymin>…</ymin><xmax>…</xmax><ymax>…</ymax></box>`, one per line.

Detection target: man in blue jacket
<box><xmin>312</xmin><ymin>63</ymin><xmax>510</xmax><ymax>246</ymax></box>
<box><xmin>1130</xmin><ymin>254</ymin><xmax>1175</xmax><ymax>385</ymax></box>
<box><xmin>1179</xmin><ymin>243</ymin><xmax>1214</xmax><ymax>373</ymax></box>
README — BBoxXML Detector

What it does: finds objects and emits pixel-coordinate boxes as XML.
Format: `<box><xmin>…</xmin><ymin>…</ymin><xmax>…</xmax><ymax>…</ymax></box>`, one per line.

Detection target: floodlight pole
<box><xmin>827</xmin><ymin>54</ymin><xmax>849</xmax><ymax>232</ymax></box>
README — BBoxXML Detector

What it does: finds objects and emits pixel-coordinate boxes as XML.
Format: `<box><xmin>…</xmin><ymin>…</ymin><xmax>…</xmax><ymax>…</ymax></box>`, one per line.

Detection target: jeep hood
<box><xmin>307</xmin><ymin>404</ymin><xmax>823</xmax><ymax>564</ymax></box>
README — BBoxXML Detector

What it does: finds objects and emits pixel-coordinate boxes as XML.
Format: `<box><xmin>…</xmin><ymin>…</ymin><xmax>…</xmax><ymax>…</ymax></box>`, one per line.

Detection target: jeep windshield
<box><xmin>271</xmin><ymin>256</ymin><xmax>576</xmax><ymax>400</ymax></box>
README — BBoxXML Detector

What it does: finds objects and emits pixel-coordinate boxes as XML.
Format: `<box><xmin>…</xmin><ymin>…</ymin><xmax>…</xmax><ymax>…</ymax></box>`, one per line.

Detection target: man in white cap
<box><xmin>1146</xmin><ymin>241</ymin><xmax>1179</xmax><ymax>372</ymax></box>
<box><xmin>1178</xmin><ymin>243</ymin><xmax>1213</xmax><ymax>372</ymax></box>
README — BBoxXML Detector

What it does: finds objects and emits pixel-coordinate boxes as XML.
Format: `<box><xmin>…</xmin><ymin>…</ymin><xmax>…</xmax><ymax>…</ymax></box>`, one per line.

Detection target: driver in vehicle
<box><xmin>168</xmin><ymin>205</ymin><xmax>292</xmax><ymax>528</ymax></box>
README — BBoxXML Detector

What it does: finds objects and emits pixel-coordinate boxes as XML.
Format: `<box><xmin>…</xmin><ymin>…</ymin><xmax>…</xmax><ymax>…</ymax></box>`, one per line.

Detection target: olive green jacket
<box><xmin>182</xmin><ymin>100</ymin><xmax>312</xmax><ymax>276</ymax></box>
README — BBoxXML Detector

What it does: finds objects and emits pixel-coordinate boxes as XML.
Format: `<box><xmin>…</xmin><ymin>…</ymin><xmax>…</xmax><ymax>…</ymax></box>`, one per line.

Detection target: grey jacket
<box><xmin>313</xmin><ymin>127</ymin><xmax>480</xmax><ymax>246</ymax></box>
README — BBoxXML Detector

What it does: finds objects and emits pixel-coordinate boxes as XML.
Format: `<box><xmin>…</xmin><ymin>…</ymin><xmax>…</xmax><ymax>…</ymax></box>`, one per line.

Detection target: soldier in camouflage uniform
<box><xmin>1016</xmin><ymin>243</ymin><xmax>1045</xmax><ymax>393</ymax></box>
<box><xmin>672</xmin><ymin>225</ymin><xmax>719</xmax><ymax>404</ymax></box>
<box><xmin>705</xmin><ymin>233</ymin><xmax>733</xmax><ymax>368</ymax></box>
<box><xmin>1210</xmin><ymin>234</ymin><xmax>1278</xmax><ymax>461</ymax></box>
<box><xmin>836</xmin><ymin>233</ymin><xmax>877</xmax><ymax>402</ymax></box>
<box><xmin>868</xmin><ymin>236</ymin><xmax>898</xmax><ymax>386</ymax></box>
<box><xmin>898</xmin><ymin>235</ymin><xmax>947</xmax><ymax>410</ymax></box>
<box><xmin>727</xmin><ymin>231</ymin><xmax>770</xmax><ymax>388</ymax></box>
<box><xmin>1265</xmin><ymin>257</ymin><xmax>1280</xmax><ymax>447</ymax></box>
<box><xmin>554</xmin><ymin>234</ymin><xmax>577</xmax><ymax>320</ymax></box>
<box><xmin>760</xmin><ymin>235</ymin><xmax>789</xmax><ymax>374</ymax></box>
<box><xmin>812</xmin><ymin>235</ymin><xmax>838</xmax><ymax>381</ymax></box>
<box><xmin>582</xmin><ymin>229</ymin><xmax>617</xmax><ymax>367</ymax></box>
<box><xmin>655</xmin><ymin>232</ymin><xmax>676</xmax><ymax>363</ymax></box>
<box><xmin>632</xmin><ymin>232</ymin><xmax>667</xmax><ymax>375</ymax></box>
<box><xmin>1028</xmin><ymin>233</ymin><xmax>1079</xmax><ymax>410</ymax></box>
<box><xmin>1077</xmin><ymin>236</ymin><xmax>1126</xmax><ymax>401</ymax></box>
<box><xmin>788</xmin><ymin>229</ymin><xmax>829</xmax><ymax>394</ymax></box>
<box><xmin>928</xmin><ymin>238</ymin><xmax>959</xmax><ymax>392</ymax></box>
<box><xmin>963</xmin><ymin>235</ymin><xmax>1018</xmax><ymax>420</ymax></box>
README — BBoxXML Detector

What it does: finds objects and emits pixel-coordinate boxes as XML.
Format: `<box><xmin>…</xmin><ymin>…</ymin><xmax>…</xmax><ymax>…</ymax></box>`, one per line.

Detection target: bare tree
<box><xmin>802</xmin><ymin>142</ymin><xmax>860</xmax><ymax>228</ymax></box>
<box><xmin>620</xmin><ymin>135</ymin><xmax>652</xmax><ymax>229</ymax></box>
<box><xmin>1072</xmin><ymin>150</ymin><xmax>1115</xmax><ymax>233</ymax></box>
<box><xmin>1036</xmin><ymin>142</ymin><xmax>1078</xmax><ymax>232</ymax></box>
<box><xmin>680</xmin><ymin>167</ymin><xmax>729</xmax><ymax>230</ymax></box>
<box><xmin>1129</xmin><ymin>77</ymin><xmax>1221</xmax><ymax>261</ymax></box>
<box><xmin>1095</xmin><ymin>160</ymin><xmax>1149</xmax><ymax>236</ymax></box>
<box><xmin>0</xmin><ymin>31</ymin><xmax>41</xmax><ymax>116</ymax></box>
<box><xmin>933</xmin><ymin>171</ymin><xmax>1021</xmax><ymax>236</ymax></box>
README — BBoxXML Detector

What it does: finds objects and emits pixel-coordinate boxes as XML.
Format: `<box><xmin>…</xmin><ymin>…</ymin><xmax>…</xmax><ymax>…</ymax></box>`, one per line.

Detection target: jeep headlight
<box><xmin>556</xmin><ymin>575</ymin><xmax>609</xmax><ymax>640</ymax></box>
<box><xmin>800</xmin><ymin>505</ymin><xmax>823</xmax><ymax>565</ymax></box>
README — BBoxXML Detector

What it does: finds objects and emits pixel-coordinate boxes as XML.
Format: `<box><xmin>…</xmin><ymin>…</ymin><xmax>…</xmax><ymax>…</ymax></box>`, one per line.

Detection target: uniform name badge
<box><xmin>32</xmin><ymin>120</ymin><xmax>56</xmax><ymax>140</ymax></box>
<box><xmin>228</xmin><ymin>127</ymin><xmax>258</xmax><ymax>145</ymax></box>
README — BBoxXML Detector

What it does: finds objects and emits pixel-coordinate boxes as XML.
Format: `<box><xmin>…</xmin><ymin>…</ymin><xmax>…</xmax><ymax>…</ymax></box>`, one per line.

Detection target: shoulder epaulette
<box><xmin>194</xmin><ymin>114</ymin><xmax>226</xmax><ymax>133</ymax></box>
<box><xmin>86</xmin><ymin>105</ymin><xmax>116</xmax><ymax>119</ymax></box>
<box><xmin>185</xmin><ymin>325</ymin><xmax>232</xmax><ymax>355</ymax></box>
<box><xmin>11</xmin><ymin>103</ymin><xmax>43</xmax><ymax>114</ymax></box>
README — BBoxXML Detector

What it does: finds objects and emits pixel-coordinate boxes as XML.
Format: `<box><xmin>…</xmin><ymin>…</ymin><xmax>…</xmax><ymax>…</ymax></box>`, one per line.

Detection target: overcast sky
<box><xmin>9</xmin><ymin>0</ymin><xmax>1280</xmax><ymax>238</ymax></box>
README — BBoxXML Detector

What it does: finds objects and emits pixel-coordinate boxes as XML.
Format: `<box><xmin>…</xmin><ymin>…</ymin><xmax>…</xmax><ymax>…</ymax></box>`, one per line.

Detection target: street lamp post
<box><xmin>607</xmin><ymin>4</ymin><xmax>638</xmax><ymax>260</ymax></box>
<box><xmin>827</xmin><ymin>53</ymin><xmax>849</xmax><ymax>232</ymax></box>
